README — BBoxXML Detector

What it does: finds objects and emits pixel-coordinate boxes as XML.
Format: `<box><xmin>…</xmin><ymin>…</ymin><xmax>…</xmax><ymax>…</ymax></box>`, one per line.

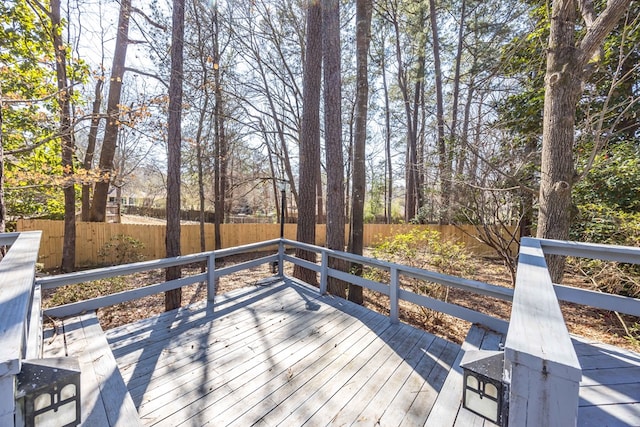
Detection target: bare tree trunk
<box><xmin>165</xmin><ymin>0</ymin><xmax>185</xmax><ymax>311</ymax></box>
<box><xmin>380</xmin><ymin>37</ymin><xmax>392</xmax><ymax>224</ymax></box>
<box><xmin>191</xmin><ymin>0</ymin><xmax>212</xmax><ymax>260</ymax></box>
<box><xmin>0</xmin><ymin>85</ymin><xmax>6</xmax><ymax>234</ymax></box>
<box><xmin>81</xmin><ymin>79</ymin><xmax>103</xmax><ymax>221</ymax></box>
<box><xmin>323</xmin><ymin>0</ymin><xmax>347</xmax><ymax>297</ymax></box>
<box><xmin>316</xmin><ymin>175</ymin><xmax>324</xmax><ymax>224</ymax></box>
<box><xmin>90</xmin><ymin>0</ymin><xmax>131</xmax><ymax>222</ymax></box>
<box><xmin>212</xmin><ymin>4</ymin><xmax>226</xmax><ymax>251</ymax></box>
<box><xmin>449</xmin><ymin>0</ymin><xmax>466</xmax><ymax>211</ymax></box>
<box><xmin>390</xmin><ymin>5</ymin><xmax>424</xmax><ymax>222</ymax></box>
<box><xmin>537</xmin><ymin>0</ymin><xmax>631</xmax><ymax>282</ymax></box>
<box><xmin>429</xmin><ymin>0</ymin><xmax>449</xmax><ymax>224</ymax></box>
<box><xmin>347</xmin><ymin>0</ymin><xmax>372</xmax><ymax>305</ymax></box>
<box><xmin>293</xmin><ymin>0</ymin><xmax>322</xmax><ymax>285</ymax></box>
<box><xmin>51</xmin><ymin>0</ymin><xmax>76</xmax><ymax>272</ymax></box>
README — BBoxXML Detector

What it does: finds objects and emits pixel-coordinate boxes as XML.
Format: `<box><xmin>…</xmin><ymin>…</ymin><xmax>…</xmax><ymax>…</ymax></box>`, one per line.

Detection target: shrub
<box><xmin>367</xmin><ymin>228</ymin><xmax>475</xmax><ymax>322</ymax></box>
<box><xmin>98</xmin><ymin>234</ymin><xmax>146</xmax><ymax>266</ymax></box>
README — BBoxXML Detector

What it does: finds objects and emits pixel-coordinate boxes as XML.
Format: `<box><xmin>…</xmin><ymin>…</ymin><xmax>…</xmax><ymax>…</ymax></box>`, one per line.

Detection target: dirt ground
<box><xmin>41</xmin><ymin>251</ymin><xmax>639</xmax><ymax>353</ymax></box>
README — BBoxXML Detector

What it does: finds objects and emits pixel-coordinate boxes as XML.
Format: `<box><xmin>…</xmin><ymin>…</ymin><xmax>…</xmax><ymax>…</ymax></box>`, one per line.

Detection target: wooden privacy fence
<box><xmin>16</xmin><ymin>219</ymin><xmax>516</xmax><ymax>269</ymax></box>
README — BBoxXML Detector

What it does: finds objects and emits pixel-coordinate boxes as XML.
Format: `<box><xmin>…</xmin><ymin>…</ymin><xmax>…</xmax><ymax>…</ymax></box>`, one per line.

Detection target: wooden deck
<box><xmin>575</xmin><ymin>337</ymin><xmax>640</xmax><ymax>426</ymax></box>
<box><xmin>104</xmin><ymin>278</ymin><xmax>467</xmax><ymax>426</ymax></box>
<box><xmin>43</xmin><ymin>277</ymin><xmax>640</xmax><ymax>426</ymax></box>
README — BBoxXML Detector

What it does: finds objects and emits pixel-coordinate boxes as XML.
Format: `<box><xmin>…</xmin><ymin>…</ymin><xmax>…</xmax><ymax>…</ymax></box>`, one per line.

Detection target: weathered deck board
<box><xmin>106</xmin><ymin>278</ymin><xmax>460</xmax><ymax>426</ymax></box>
<box><xmin>39</xmin><ymin>276</ymin><xmax>640</xmax><ymax>427</ymax></box>
<box><xmin>425</xmin><ymin>324</ymin><xmax>503</xmax><ymax>427</ymax></box>
<box><xmin>43</xmin><ymin>312</ymin><xmax>142</xmax><ymax>426</ymax></box>
<box><xmin>575</xmin><ymin>337</ymin><xmax>640</xmax><ymax>426</ymax></box>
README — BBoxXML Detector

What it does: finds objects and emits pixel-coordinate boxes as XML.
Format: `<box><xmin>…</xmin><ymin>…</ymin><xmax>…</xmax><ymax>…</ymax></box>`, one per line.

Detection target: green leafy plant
<box><xmin>98</xmin><ymin>235</ymin><xmax>145</xmax><ymax>266</ymax></box>
<box><xmin>367</xmin><ymin>228</ymin><xmax>475</xmax><ymax>322</ymax></box>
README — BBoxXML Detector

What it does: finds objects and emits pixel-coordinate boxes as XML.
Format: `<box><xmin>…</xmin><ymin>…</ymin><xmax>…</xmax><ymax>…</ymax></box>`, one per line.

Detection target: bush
<box><xmin>367</xmin><ymin>228</ymin><xmax>475</xmax><ymax>322</ymax></box>
<box><xmin>98</xmin><ymin>235</ymin><xmax>146</xmax><ymax>266</ymax></box>
<box><xmin>569</xmin><ymin>204</ymin><xmax>640</xmax><ymax>298</ymax></box>
<box><xmin>371</xmin><ymin>228</ymin><xmax>474</xmax><ymax>276</ymax></box>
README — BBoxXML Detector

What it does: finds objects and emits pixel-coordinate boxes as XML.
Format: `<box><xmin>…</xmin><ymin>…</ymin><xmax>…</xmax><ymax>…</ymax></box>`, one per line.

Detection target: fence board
<box><xmin>16</xmin><ymin>219</ymin><xmax>515</xmax><ymax>270</ymax></box>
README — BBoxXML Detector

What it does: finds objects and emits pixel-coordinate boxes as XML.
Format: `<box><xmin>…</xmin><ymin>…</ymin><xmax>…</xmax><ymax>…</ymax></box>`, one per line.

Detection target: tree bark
<box><xmin>323</xmin><ymin>0</ymin><xmax>346</xmax><ymax>297</ymax></box>
<box><xmin>89</xmin><ymin>0</ymin><xmax>131</xmax><ymax>222</ymax></box>
<box><xmin>212</xmin><ymin>4</ymin><xmax>226</xmax><ymax>251</ymax></box>
<box><xmin>380</xmin><ymin>36</ymin><xmax>392</xmax><ymax>224</ymax></box>
<box><xmin>165</xmin><ymin>0</ymin><xmax>185</xmax><ymax>311</ymax></box>
<box><xmin>0</xmin><ymin>86</ymin><xmax>5</xmax><ymax>234</ymax></box>
<box><xmin>347</xmin><ymin>0</ymin><xmax>372</xmax><ymax>305</ymax></box>
<box><xmin>537</xmin><ymin>0</ymin><xmax>631</xmax><ymax>282</ymax></box>
<box><xmin>293</xmin><ymin>0</ymin><xmax>322</xmax><ymax>285</ymax></box>
<box><xmin>429</xmin><ymin>0</ymin><xmax>449</xmax><ymax>224</ymax></box>
<box><xmin>81</xmin><ymin>79</ymin><xmax>103</xmax><ymax>221</ymax></box>
<box><xmin>51</xmin><ymin>0</ymin><xmax>76</xmax><ymax>272</ymax></box>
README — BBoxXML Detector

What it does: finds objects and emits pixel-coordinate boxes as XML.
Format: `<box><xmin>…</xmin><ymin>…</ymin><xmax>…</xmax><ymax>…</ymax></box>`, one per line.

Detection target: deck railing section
<box><xmin>281</xmin><ymin>239</ymin><xmax>512</xmax><ymax>333</ymax></box>
<box><xmin>7</xmin><ymin>232</ymin><xmax>639</xmax><ymax>427</ymax></box>
<box><xmin>504</xmin><ymin>237</ymin><xmax>640</xmax><ymax>426</ymax></box>
<box><xmin>36</xmin><ymin>239</ymin><xmax>281</xmax><ymax>318</ymax></box>
<box><xmin>0</xmin><ymin>231</ymin><xmax>42</xmax><ymax>426</ymax></box>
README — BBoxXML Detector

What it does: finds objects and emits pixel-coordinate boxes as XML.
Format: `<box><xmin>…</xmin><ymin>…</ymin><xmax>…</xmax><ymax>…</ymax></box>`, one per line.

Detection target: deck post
<box><xmin>0</xmin><ymin>231</ymin><xmax>42</xmax><ymax>427</ymax></box>
<box><xmin>319</xmin><ymin>251</ymin><xmax>328</xmax><ymax>295</ymax></box>
<box><xmin>207</xmin><ymin>252</ymin><xmax>216</xmax><ymax>303</ymax></box>
<box><xmin>278</xmin><ymin>239</ymin><xmax>285</xmax><ymax>277</ymax></box>
<box><xmin>390</xmin><ymin>267</ymin><xmax>399</xmax><ymax>323</ymax></box>
<box><xmin>504</xmin><ymin>238</ymin><xmax>581</xmax><ymax>427</ymax></box>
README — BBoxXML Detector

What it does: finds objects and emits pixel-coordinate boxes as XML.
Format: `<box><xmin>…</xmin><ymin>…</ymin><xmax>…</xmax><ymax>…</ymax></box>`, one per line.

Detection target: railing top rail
<box><xmin>539</xmin><ymin>238</ymin><xmax>640</xmax><ymax>264</ymax></box>
<box><xmin>505</xmin><ymin>237</ymin><xmax>581</xmax><ymax>380</ymax></box>
<box><xmin>0</xmin><ymin>231</ymin><xmax>42</xmax><ymax>378</ymax></box>
<box><xmin>0</xmin><ymin>232</ymin><xmax>20</xmax><ymax>246</ymax></box>
<box><xmin>37</xmin><ymin>238</ymin><xmax>282</xmax><ymax>290</ymax></box>
<box><xmin>282</xmin><ymin>238</ymin><xmax>513</xmax><ymax>301</ymax></box>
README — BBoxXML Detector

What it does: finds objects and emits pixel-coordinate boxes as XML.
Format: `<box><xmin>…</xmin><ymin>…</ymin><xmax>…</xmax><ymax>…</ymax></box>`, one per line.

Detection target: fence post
<box><xmin>207</xmin><ymin>252</ymin><xmax>216</xmax><ymax>303</ymax></box>
<box><xmin>390</xmin><ymin>267</ymin><xmax>399</xmax><ymax>323</ymax></box>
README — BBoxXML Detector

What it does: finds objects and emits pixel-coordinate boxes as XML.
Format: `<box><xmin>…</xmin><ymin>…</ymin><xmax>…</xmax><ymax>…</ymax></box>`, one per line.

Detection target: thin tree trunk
<box><xmin>51</xmin><ymin>0</ymin><xmax>76</xmax><ymax>272</ymax></box>
<box><xmin>90</xmin><ymin>0</ymin><xmax>131</xmax><ymax>222</ymax></box>
<box><xmin>165</xmin><ymin>0</ymin><xmax>185</xmax><ymax>311</ymax></box>
<box><xmin>81</xmin><ymin>79</ymin><xmax>103</xmax><ymax>221</ymax></box>
<box><xmin>381</xmin><ymin>37</ymin><xmax>392</xmax><ymax>224</ymax></box>
<box><xmin>293</xmin><ymin>0</ymin><xmax>322</xmax><ymax>285</ymax></box>
<box><xmin>429</xmin><ymin>0</ymin><xmax>448</xmax><ymax>224</ymax></box>
<box><xmin>348</xmin><ymin>0</ymin><xmax>372</xmax><ymax>305</ymax></box>
<box><xmin>212</xmin><ymin>5</ymin><xmax>225</xmax><ymax>250</ymax></box>
<box><xmin>449</xmin><ymin>0</ymin><xmax>466</xmax><ymax>210</ymax></box>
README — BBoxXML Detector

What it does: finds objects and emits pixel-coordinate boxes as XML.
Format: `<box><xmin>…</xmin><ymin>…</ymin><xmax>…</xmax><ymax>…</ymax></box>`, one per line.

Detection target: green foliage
<box><xmin>569</xmin><ymin>198</ymin><xmax>640</xmax><ymax>299</ymax></box>
<box><xmin>98</xmin><ymin>235</ymin><xmax>146</xmax><ymax>266</ymax></box>
<box><xmin>371</xmin><ymin>228</ymin><xmax>474</xmax><ymax>277</ymax></box>
<box><xmin>1</xmin><ymin>0</ymin><xmax>90</xmax><ymax>220</ymax></box>
<box><xmin>574</xmin><ymin>144</ymin><xmax>640</xmax><ymax>213</ymax></box>
<box><xmin>367</xmin><ymin>228</ymin><xmax>475</xmax><ymax>323</ymax></box>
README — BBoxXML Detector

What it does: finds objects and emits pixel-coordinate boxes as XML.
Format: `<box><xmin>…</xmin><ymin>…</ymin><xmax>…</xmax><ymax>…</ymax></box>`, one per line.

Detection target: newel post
<box><xmin>389</xmin><ymin>267</ymin><xmax>399</xmax><ymax>323</ymax></box>
<box><xmin>504</xmin><ymin>238</ymin><xmax>582</xmax><ymax>426</ymax></box>
<box><xmin>207</xmin><ymin>252</ymin><xmax>216</xmax><ymax>303</ymax></box>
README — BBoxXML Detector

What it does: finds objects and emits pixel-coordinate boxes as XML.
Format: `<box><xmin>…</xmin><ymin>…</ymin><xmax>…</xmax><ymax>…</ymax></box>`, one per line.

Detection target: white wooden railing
<box><xmin>0</xmin><ymin>231</ymin><xmax>42</xmax><ymax>427</ymax></box>
<box><xmin>505</xmin><ymin>237</ymin><xmax>640</xmax><ymax>427</ymax></box>
<box><xmin>2</xmin><ymin>231</ymin><xmax>640</xmax><ymax>427</ymax></box>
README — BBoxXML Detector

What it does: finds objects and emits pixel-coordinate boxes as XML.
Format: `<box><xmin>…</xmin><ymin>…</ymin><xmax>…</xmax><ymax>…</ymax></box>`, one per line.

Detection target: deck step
<box><xmin>425</xmin><ymin>324</ymin><xmax>505</xmax><ymax>427</ymax></box>
<box><xmin>43</xmin><ymin>312</ymin><xmax>142</xmax><ymax>427</ymax></box>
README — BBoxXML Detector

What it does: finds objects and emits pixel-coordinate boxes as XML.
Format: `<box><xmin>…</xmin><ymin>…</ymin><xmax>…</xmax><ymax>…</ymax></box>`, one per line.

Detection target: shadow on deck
<box><xmin>103</xmin><ymin>277</ymin><xmax>470</xmax><ymax>426</ymax></box>
<box><xmin>41</xmin><ymin>276</ymin><xmax>640</xmax><ymax>426</ymax></box>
